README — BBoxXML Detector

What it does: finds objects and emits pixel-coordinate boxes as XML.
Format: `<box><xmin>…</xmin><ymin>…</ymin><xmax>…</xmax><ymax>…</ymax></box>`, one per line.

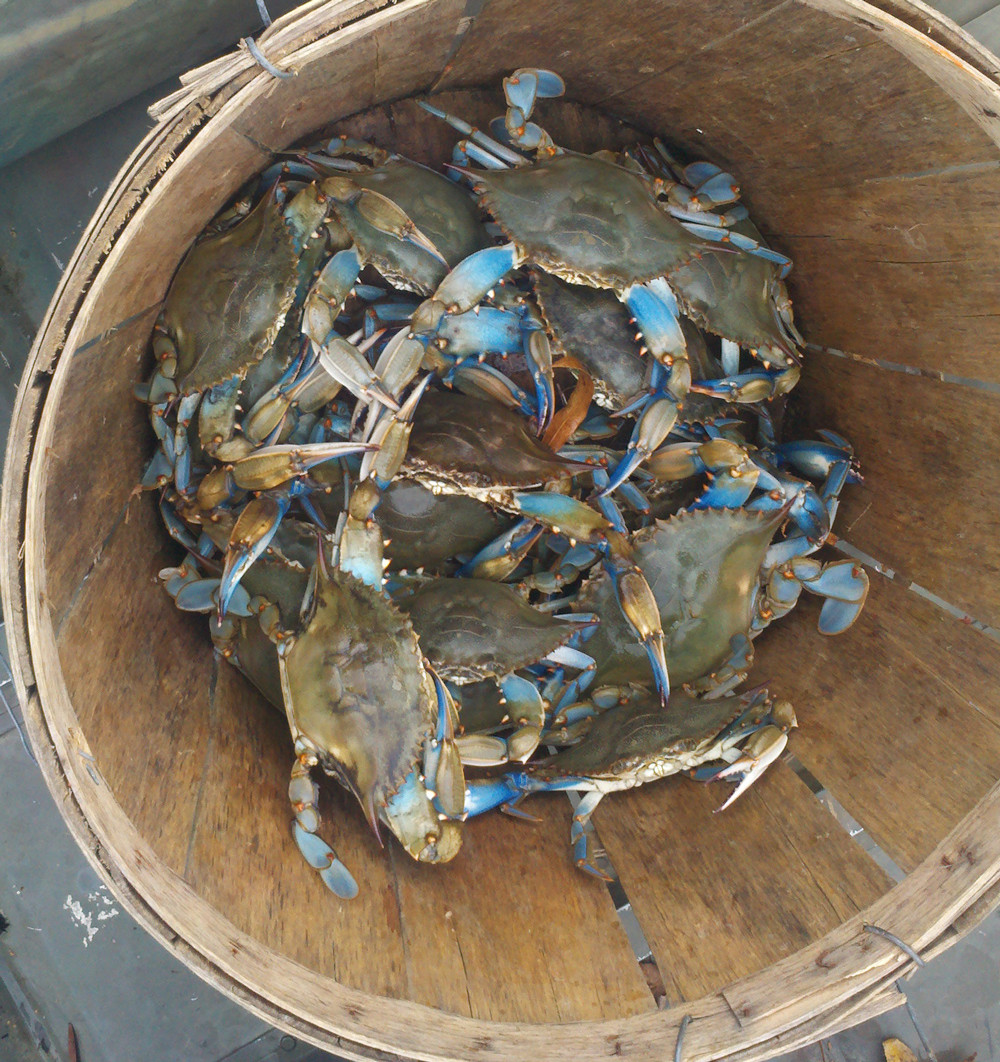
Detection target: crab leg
<box><xmin>690</xmin><ymin>366</ymin><xmax>800</xmax><ymax>404</ymax></box>
<box><xmin>416</xmin><ymin>101</ymin><xmax>527</xmax><ymax>167</ymax></box>
<box><xmin>289</xmin><ymin>749</ymin><xmax>359</xmax><ymax>899</ymax></box>
<box><xmin>570</xmin><ymin>790</ymin><xmax>611</xmax><ymax>880</ymax></box>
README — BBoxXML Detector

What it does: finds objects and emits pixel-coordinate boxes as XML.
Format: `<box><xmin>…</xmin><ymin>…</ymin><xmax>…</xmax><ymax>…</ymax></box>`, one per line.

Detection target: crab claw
<box><xmin>602</xmin><ymin>533</ymin><xmax>670</xmax><ymax>705</ymax></box>
<box><xmin>522</xmin><ymin>327</ymin><xmax>555</xmax><ymax>433</ymax></box>
<box><xmin>600</xmin><ymin>397</ymin><xmax>679</xmax><ymax>495</ymax></box>
<box><xmin>511</xmin><ymin>492</ymin><xmax>611</xmax><ymax>541</ymax></box>
<box><xmin>457</xmin><ymin>518</ymin><xmax>544</xmax><ymax>580</ymax></box>
<box><xmin>410</xmin><ymin>244</ymin><xmax>518</xmax><ymax>330</ymax></box>
<box><xmin>818</xmin><ymin>593</ymin><xmax>868</xmax><ymax>635</ymax></box>
<box><xmin>293</xmin><ymin>823</ymin><xmax>359</xmax><ymax>899</ymax></box>
<box><xmin>351</xmin><ymin>189</ymin><xmax>448</xmax><ymax>265</ymax></box>
<box><xmin>219</xmin><ymin>493</ymin><xmax>290</xmax><ymax>619</ymax></box>
<box><xmin>302</xmin><ymin>247</ymin><xmax>363</xmax><ymax>346</ymax></box>
<box><xmin>232</xmin><ymin>440</ymin><xmax>376</xmax><ymax>491</ymax></box>
<box><xmin>714</xmin><ymin>724</ymin><xmax>789</xmax><ymax>812</ymax></box>
<box><xmin>318</xmin><ymin>336</ymin><xmax>400</xmax><ymax>412</ymax></box>
<box><xmin>503</xmin><ymin>68</ymin><xmax>566</xmax><ymax>119</ymax></box>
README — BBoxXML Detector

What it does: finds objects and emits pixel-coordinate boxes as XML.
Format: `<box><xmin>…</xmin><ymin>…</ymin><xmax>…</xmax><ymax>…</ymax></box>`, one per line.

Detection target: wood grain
<box><xmin>791</xmin><ymin>351</ymin><xmax>1000</xmax><ymax>628</ymax></box>
<box><xmin>40</xmin><ymin>307</ymin><xmax>160</xmax><ymax>629</ymax></box>
<box><xmin>594</xmin><ymin>761</ymin><xmax>893</xmax><ymax>1005</ymax></box>
<box><xmin>55</xmin><ymin>494</ymin><xmax>214</xmax><ymax>875</ymax></box>
<box><xmin>754</xmin><ymin>164</ymin><xmax>1000</xmax><ymax>383</ymax></box>
<box><xmin>751</xmin><ymin>573</ymin><xmax>1000</xmax><ymax>872</ymax></box>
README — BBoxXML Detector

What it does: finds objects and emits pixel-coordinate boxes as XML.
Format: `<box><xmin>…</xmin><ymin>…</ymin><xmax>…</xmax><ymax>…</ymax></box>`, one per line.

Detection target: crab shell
<box><xmin>399</xmin><ymin>576</ymin><xmax>579</xmax><ymax>683</ymax></box>
<box><xmin>163</xmin><ymin>184</ymin><xmax>301</xmax><ymax>395</ymax></box>
<box><xmin>578</xmin><ymin>506</ymin><xmax>789</xmax><ymax>689</ymax></box>
<box><xmin>669</xmin><ymin>246</ymin><xmax>797</xmax><ymax>368</ymax></box>
<box><xmin>279</xmin><ymin>565</ymin><xmax>441</xmax><ymax>842</ymax></box>
<box><xmin>474</xmin><ymin>152</ymin><xmax>707</xmax><ymax>289</ymax></box>
<box><xmin>404</xmin><ymin>390</ymin><xmax>588</xmax><ymax>489</ymax></box>
<box><xmin>534</xmin><ymin>687</ymin><xmax>774</xmax><ymax>786</ymax></box>
<box><xmin>379</xmin><ymin>480</ymin><xmax>512</xmax><ymax>572</ymax></box>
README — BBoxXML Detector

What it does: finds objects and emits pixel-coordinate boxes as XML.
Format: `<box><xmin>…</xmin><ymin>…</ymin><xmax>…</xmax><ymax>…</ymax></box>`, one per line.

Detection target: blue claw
<box><xmin>433</xmin><ymin>305</ymin><xmax>524</xmax><ymax>358</ymax></box>
<box><xmin>457</xmin><ymin>519</ymin><xmax>543</xmax><ymax>579</ymax></box>
<box><xmin>512</xmin><ymin>492</ymin><xmax>610</xmax><ymax>541</ymax></box>
<box><xmin>504</xmin><ymin>69</ymin><xmax>565</xmax><ymax>118</ymax></box>
<box><xmin>522</xmin><ymin>327</ymin><xmax>555</xmax><ymax>432</ymax></box>
<box><xmin>621</xmin><ymin>278</ymin><xmax>688</xmax><ymax>372</ymax></box>
<box><xmin>775</xmin><ymin>439</ymin><xmax>854</xmax><ymax>480</ymax></box>
<box><xmin>798</xmin><ymin>558</ymin><xmax>869</xmax><ymax>601</ymax></box>
<box><xmin>448</xmin><ymin>363</ymin><xmax>536</xmax><ymax>418</ymax></box>
<box><xmin>602</xmin><ymin>397</ymin><xmax>679</xmax><ymax>495</ymax></box>
<box><xmin>692</xmin><ymin>171</ymin><xmax>741</xmax><ymax>205</ymax></box>
<box><xmin>691</xmin><ymin>466</ymin><xmax>759</xmax><ymax>510</ymax></box>
<box><xmin>219</xmin><ymin>494</ymin><xmax>290</xmax><ymax>618</ymax></box>
<box><xmin>818</xmin><ymin>596</ymin><xmax>867</xmax><ymax>635</ymax></box>
<box><xmin>411</xmin><ymin>244</ymin><xmax>518</xmax><ymax>332</ymax></box>
<box><xmin>602</xmin><ymin>447</ymin><xmax>649</xmax><ymax>496</ymax></box>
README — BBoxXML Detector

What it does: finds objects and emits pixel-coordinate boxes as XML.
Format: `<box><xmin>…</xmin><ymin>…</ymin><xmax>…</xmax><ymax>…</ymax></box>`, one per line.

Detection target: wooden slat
<box><xmin>793</xmin><ymin>351</ymin><xmax>1000</xmax><ymax>628</ymax></box>
<box><xmin>751</xmin><ymin>573</ymin><xmax>1000</xmax><ymax>872</ymax></box>
<box><xmin>754</xmin><ymin>164</ymin><xmax>1000</xmax><ymax>383</ymax></box>
<box><xmin>39</xmin><ymin>308</ymin><xmax>160</xmax><ymax>630</ymax></box>
<box><xmin>55</xmin><ymin>496</ymin><xmax>213</xmax><ymax>875</ymax></box>
<box><xmin>225</xmin><ymin>0</ymin><xmax>467</xmax><ymax>154</ymax></box>
<box><xmin>593</xmin><ymin>761</ymin><xmax>893</xmax><ymax>1006</ymax></box>
<box><xmin>438</xmin><ymin>0</ymin><xmax>788</xmax><ymax>109</ymax></box>
<box><xmin>389</xmin><ymin>794</ymin><xmax>655</xmax><ymax>1021</ymax></box>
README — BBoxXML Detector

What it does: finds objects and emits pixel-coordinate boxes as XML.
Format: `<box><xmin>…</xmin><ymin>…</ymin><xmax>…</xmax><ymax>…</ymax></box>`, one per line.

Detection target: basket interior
<box><xmin>27</xmin><ymin>0</ymin><xmax>1000</xmax><ymax>1032</ymax></box>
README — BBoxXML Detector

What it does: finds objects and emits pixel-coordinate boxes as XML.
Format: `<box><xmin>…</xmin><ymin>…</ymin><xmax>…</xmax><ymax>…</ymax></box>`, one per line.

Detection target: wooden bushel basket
<box><xmin>4</xmin><ymin>1</ymin><xmax>1000</xmax><ymax>1057</ymax></box>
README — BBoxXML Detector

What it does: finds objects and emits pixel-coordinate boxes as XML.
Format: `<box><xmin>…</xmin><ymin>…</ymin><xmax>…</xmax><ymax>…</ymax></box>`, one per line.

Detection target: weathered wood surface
<box><xmin>595</xmin><ymin>762</ymin><xmax>893</xmax><ymax>1006</ymax></box>
<box><xmin>9</xmin><ymin>0</ymin><xmax>1000</xmax><ymax>1057</ymax></box>
<box><xmin>752</xmin><ymin>572</ymin><xmax>1000</xmax><ymax>872</ymax></box>
<box><xmin>790</xmin><ymin>351</ymin><xmax>1000</xmax><ymax>628</ymax></box>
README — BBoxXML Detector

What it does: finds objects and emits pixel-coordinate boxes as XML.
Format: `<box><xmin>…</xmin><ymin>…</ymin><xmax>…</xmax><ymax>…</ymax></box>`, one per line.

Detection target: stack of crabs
<box><xmin>137</xmin><ymin>68</ymin><xmax>870</xmax><ymax>899</ymax></box>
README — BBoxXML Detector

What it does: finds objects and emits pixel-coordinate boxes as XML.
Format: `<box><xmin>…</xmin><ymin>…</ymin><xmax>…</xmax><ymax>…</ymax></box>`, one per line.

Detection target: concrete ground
<box><xmin>0</xmin><ymin>11</ymin><xmax>997</xmax><ymax>1061</ymax></box>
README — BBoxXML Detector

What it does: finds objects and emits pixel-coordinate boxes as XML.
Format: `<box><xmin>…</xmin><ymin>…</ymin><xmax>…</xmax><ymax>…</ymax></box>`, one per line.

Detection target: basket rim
<box><xmin>5</xmin><ymin>0</ymin><xmax>1000</xmax><ymax>1058</ymax></box>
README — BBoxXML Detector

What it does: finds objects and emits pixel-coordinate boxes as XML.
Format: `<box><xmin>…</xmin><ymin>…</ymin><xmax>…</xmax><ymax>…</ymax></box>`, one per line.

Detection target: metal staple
<box><xmin>673</xmin><ymin>1014</ymin><xmax>692</xmax><ymax>1062</ymax></box>
<box><xmin>243</xmin><ymin>0</ymin><xmax>294</xmax><ymax>80</ymax></box>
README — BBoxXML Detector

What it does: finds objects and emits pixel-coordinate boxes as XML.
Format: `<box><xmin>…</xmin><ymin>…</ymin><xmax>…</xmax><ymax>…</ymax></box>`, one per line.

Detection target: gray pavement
<box><xmin>2</xmin><ymin>7</ymin><xmax>999</xmax><ymax>1060</ymax></box>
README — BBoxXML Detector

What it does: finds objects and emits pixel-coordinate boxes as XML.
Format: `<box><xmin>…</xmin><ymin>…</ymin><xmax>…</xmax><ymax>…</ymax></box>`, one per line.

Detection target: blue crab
<box><xmin>410</xmin><ymin>70</ymin><xmax>802</xmax><ymax>492</ymax></box>
<box><xmin>466</xmin><ymin>685</ymin><xmax>796</xmax><ymax>877</ymax></box>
